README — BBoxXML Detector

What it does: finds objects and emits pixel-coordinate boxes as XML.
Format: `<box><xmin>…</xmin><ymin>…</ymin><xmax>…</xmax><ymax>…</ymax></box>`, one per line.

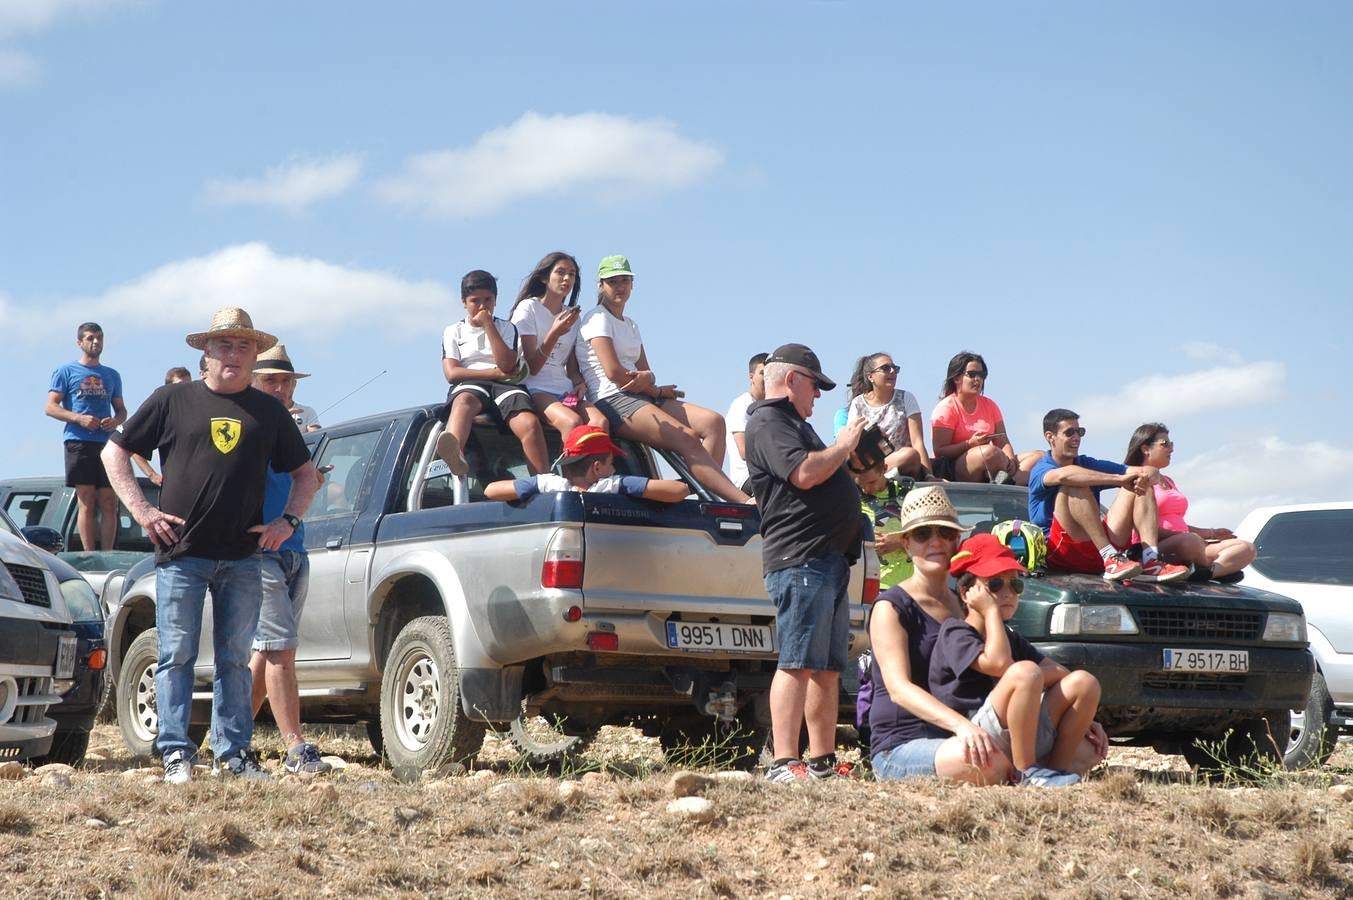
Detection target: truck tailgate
<box><xmin>577</xmin><ymin>497</ymin><xmax>769</xmax><ymax>613</ymax></box>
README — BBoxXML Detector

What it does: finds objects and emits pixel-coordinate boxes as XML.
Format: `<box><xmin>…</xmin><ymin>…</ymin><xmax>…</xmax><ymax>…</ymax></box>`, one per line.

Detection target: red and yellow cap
<box><xmin>950</xmin><ymin>533</ymin><xmax>1027</xmax><ymax>578</ymax></box>
<box><xmin>561</xmin><ymin>424</ymin><xmax>624</xmax><ymax>459</ymax></box>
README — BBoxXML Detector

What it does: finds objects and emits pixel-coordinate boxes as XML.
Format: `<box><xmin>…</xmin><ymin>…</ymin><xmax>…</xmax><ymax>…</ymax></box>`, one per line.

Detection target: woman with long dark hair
<box><xmin>844</xmin><ymin>352</ymin><xmax>932</xmax><ymax>479</ymax></box>
<box><xmin>931</xmin><ymin>351</ymin><xmax>1042</xmax><ymax>485</ymax></box>
<box><xmin>509</xmin><ymin>251</ymin><xmax>607</xmax><ymax>437</ymax></box>
<box><xmin>1124</xmin><ymin>423</ymin><xmax>1255</xmax><ymax>581</ymax></box>
<box><xmin>576</xmin><ymin>255</ymin><xmax>748</xmax><ymax>503</ymax></box>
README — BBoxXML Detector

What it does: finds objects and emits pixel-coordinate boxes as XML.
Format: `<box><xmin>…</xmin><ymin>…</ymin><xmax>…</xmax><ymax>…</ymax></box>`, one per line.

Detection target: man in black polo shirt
<box><xmin>745</xmin><ymin>343</ymin><xmax>865</xmax><ymax>783</ymax></box>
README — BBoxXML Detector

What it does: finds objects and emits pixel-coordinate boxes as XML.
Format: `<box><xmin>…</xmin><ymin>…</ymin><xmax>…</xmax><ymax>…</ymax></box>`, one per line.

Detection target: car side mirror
<box><xmin>21</xmin><ymin>525</ymin><xmax>64</xmax><ymax>554</ymax></box>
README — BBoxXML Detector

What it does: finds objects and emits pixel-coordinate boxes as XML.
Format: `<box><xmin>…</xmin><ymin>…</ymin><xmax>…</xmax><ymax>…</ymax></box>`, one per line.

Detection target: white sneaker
<box><xmin>163</xmin><ymin>749</ymin><xmax>193</xmax><ymax>785</ymax></box>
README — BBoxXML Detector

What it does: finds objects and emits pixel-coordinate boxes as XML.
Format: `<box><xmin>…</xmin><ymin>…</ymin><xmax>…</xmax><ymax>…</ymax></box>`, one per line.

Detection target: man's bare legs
<box><xmin>250</xmin><ymin>649</ymin><xmax>305</xmax><ymax>751</ymax></box>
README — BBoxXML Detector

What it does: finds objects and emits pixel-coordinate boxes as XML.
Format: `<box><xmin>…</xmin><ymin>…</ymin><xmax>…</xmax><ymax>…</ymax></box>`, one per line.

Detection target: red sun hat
<box><xmin>561</xmin><ymin>424</ymin><xmax>624</xmax><ymax>459</ymax></box>
<box><xmin>950</xmin><ymin>533</ymin><xmax>1028</xmax><ymax>578</ymax></box>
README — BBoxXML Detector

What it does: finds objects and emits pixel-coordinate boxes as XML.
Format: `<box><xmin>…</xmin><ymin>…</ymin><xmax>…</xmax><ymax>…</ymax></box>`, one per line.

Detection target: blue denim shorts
<box><xmin>252</xmin><ymin>550</ymin><xmax>310</xmax><ymax>652</ymax></box>
<box><xmin>764</xmin><ymin>554</ymin><xmax>849</xmax><ymax>672</ymax></box>
<box><xmin>970</xmin><ymin>692</ymin><xmax>1057</xmax><ymax>761</ymax></box>
<box><xmin>872</xmin><ymin>738</ymin><xmax>946</xmax><ymax>780</ymax></box>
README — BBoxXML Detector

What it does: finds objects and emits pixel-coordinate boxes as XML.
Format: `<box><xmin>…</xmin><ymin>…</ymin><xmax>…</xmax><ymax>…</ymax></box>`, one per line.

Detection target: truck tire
<box><xmin>93</xmin><ymin>671</ymin><xmax>117</xmax><ymax>724</ymax></box>
<box><xmin>1285</xmin><ymin>671</ymin><xmax>1339</xmax><ymax>770</ymax></box>
<box><xmin>508</xmin><ymin>712</ymin><xmax>598</xmax><ymax>765</ymax></box>
<box><xmin>379</xmin><ymin>616</ymin><xmax>485</xmax><ymax>781</ymax></box>
<box><xmin>31</xmin><ymin>729</ymin><xmax>90</xmax><ymax>767</ymax></box>
<box><xmin>1183</xmin><ymin>709</ymin><xmax>1290</xmax><ymax>775</ymax></box>
<box><xmin>116</xmin><ymin>629</ymin><xmax>208</xmax><ymax>758</ymax></box>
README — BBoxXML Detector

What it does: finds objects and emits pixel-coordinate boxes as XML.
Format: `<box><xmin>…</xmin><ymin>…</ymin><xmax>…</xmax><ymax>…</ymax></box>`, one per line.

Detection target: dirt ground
<box><xmin>1</xmin><ymin>725</ymin><xmax>1350</xmax><ymax>899</ymax></box>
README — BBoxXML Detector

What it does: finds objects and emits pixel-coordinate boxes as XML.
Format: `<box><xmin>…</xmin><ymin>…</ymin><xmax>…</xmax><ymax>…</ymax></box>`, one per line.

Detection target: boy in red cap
<box><xmin>929</xmin><ymin>533</ymin><xmax>1105</xmax><ymax>786</ymax></box>
<box><xmin>484</xmin><ymin>424</ymin><xmax>691</xmax><ymax>501</ymax></box>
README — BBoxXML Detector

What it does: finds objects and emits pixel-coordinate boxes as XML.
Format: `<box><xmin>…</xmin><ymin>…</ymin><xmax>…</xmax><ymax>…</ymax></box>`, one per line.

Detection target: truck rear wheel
<box><xmin>116</xmin><ymin>629</ymin><xmax>208</xmax><ymax>758</ymax></box>
<box><xmin>1285</xmin><ymin>671</ymin><xmax>1339</xmax><ymax>769</ymax></box>
<box><xmin>379</xmin><ymin>616</ymin><xmax>485</xmax><ymax>781</ymax></box>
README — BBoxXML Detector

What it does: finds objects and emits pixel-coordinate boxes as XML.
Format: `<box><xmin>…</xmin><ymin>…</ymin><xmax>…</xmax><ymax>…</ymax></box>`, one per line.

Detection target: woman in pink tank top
<box><xmin>930</xmin><ymin>351</ymin><xmax>1044</xmax><ymax>485</ymax></box>
<box><xmin>1124</xmin><ymin>424</ymin><xmax>1256</xmax><ymax>582</ymax></box>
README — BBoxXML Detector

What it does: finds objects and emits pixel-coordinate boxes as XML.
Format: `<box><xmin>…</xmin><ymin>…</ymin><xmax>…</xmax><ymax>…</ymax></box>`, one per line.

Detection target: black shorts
<box><xmin>64</xmin><ymin>439</ymin><xmax>111</xmax><ymax>488</ymax></box>
<box><xmin>446</xmin><ymin>380</ymin><xmax>533</xmax><ymax>432</ymax></box>
<box><xmin>593</xmin><ymin>392</ymin><xmax>657</xmax><ymax>434</ymax></box>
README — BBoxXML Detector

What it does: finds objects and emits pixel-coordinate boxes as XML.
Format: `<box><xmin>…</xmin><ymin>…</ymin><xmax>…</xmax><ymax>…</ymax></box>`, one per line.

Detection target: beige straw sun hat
<box><xmin>185</xmin><ymin>307</ymin><xmax>278</xmax><ymax>352</ymax></box>
<box><xmin>252</xmin><ymin>343</ymin><xmax>310</xmax><ymax>378</ymax></box>
<box><xmin>893</xmin><ymin>485</ymin><xmax>974</xmax><ymax>536</ymax></box>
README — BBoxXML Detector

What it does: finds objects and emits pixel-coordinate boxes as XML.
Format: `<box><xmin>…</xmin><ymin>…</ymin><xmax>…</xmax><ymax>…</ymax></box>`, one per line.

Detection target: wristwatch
<box><xmin>281</xmin><ymin>513</ymin><xmax>302</xmax><ymax>530</ymax></box>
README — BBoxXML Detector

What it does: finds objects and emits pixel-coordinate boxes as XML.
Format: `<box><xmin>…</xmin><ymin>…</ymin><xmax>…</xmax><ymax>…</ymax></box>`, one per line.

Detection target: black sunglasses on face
<box><xmin>984</xmin><ymin>576</ymin><xmax>1025</xmax><ymax>595</ymax></box>
<box><xmin>872</xmin><ymin>364</ymin><xmax>900</xmax><ymax>375</ymax></box>
<box><xmin>963</xmin><ymin>370</ymin><xmax>987</xmax><ymax>379</ymax></box>
<box><xmin>907</xmin><ymin>525</ymin><xmax>960</xmax><ymax>542</ymax></box>
<box><xmin>1061</xmin><ymin>427</ymin><xmax>1087</xmax><ymax>438</ymax></box>
<box><xmin>791</xmin><ymin>369</ymin><xmax>824</xmax><ymax>391</ymax></box>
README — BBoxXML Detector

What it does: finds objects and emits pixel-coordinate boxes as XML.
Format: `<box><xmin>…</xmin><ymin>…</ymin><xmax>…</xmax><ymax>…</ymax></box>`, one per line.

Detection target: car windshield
<box><xmin>0</xmin><ymin>508</ymin><xmax>20</xmax><ymax>539</ymax></box>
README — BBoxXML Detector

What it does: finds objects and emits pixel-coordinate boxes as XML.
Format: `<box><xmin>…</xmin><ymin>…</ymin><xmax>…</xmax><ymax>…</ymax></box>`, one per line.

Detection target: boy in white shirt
<box><xmin>724</xmin><ymin>351</ymin><xmax>768</xmax><ymax>494</ymax></box>
<box><xmin>485</xmin><ymin>425</ymin><xmax>690</xmax><ymax>502</ymax></box>
<box><xmin>439</xmin><ymin>270</ymin><xmax>548</xmax><ymax>476</ymax></box>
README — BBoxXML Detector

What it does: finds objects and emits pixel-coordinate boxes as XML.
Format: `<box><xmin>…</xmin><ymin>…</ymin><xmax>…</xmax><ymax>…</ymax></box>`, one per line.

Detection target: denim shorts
<box><xmin>764</xmin><ymin>554</ymin><xmax>849</xmax><ymax>672</ymax></box>
<box><xmin>872</xmin><ymin>737</ymin><xmax>946</xmax><ymax>780</ymax></box>
<box><xmin>969</xmin><ymin>692</ymin><xmax>1057</xmax><ymax>761</ymax></box>
<box><xmin>252</xmin><ymin>549</ymin><xmax>310</xmax><ymax>652</ymax></box>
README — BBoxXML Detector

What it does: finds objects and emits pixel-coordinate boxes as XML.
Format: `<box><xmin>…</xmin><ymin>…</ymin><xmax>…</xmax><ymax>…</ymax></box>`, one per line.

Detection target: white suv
<box><xmin>1235</xmin><ymin>502</ymin><xmax>1353</xmax><ymax>767</ymax></box>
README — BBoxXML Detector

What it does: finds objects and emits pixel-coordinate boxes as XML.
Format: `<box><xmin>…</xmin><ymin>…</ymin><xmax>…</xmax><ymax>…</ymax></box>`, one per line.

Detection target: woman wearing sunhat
<box><xmin>868</xmin><ymin>485</ymin><xmax>1108</xmax><ymax>782</ymax></box>
<box><xmin>576</xmin><ymin>255</ymin><xmax>749</xmax><ymax>503</ymax></box>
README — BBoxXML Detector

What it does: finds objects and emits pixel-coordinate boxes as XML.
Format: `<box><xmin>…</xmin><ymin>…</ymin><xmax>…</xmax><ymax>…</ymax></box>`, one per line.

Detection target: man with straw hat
<box><xmin>745</xmin><ymin>343</ymin><xmax>866</xmax><ymax>784</ymax></box>
<box><xmin>103</xmin><ymin>307</ymin><xmax>320</xmax><ymax>784</ymax></box>
<box><xmin>247</xmin><ymin>343</ymin><xmax>331</xmax><ymax>775</ymax></box>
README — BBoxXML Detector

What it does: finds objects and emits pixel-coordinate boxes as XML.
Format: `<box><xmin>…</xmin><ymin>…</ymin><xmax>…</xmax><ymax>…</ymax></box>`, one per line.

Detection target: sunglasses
<box><xmin>791</xmin><ymin>369</ymin><xmax>826</xmax><ymax>391</ymax></box>
<box><xmin>871</xmin><ymin>364</ymin><xmax>901</xmax><ymax>375</ymax></box>
<box><xmin>1153</xmin><ymin>439</ymin><xmax>1174</xmax><ymax>449</ymax></box>
<box><xmin>963</xmin><ymin>370</ymin><xmax>987</xmax><ymax>379</ymax></box>
<box><xmin>906</xmin><ymin>525</ymin><xmax>960</xmax><ymax>542</ymax></box>
<box><xmin>1060</xmin><ymin>427</ymin><xmax>1087</xmax><ymax>438</ymax></box>
<box><xmin>984</xmin><ymin>576</ymin><xmax>1025</xmax><ymax>595</ymax></box>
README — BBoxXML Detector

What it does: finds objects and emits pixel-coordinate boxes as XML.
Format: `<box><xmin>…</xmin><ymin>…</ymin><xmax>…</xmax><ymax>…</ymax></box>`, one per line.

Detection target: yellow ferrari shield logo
<box><xmin>211</xmin><ymin>418</ymin><xmax>242</xmax><ymax>454</ymax></box>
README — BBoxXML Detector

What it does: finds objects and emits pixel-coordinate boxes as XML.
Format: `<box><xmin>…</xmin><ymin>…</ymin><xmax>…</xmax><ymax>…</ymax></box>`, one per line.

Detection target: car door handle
<box><xmin>325</xmin><ymin>537</ymin><xmax>344</xmax><ymax>550</ymax></box>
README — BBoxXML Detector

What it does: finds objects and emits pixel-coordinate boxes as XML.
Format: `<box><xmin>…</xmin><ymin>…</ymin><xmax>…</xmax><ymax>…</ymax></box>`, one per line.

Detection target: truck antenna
<box><xmin>317</xmin><ymin>369</ymin><xmax>387</xmax><ymax>418</ymax></box>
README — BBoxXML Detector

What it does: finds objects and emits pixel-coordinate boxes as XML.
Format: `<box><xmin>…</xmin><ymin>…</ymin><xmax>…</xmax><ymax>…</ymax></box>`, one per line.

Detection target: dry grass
<box><xmin>0</xmin><ymin>726</ymin><xmax>1348</xmax><ymax>897</ymax></box>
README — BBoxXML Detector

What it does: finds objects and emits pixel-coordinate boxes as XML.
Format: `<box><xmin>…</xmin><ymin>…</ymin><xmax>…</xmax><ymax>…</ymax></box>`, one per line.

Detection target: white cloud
<box><xmin>1068</xmin><ymin>362</ymin><xmax>1286</xmax><ymax>433</ymax></box>
<box><xmin>376</xmin><ymin>111</ymin><xmax>725</xmax><ymax>218</ymax></box>
<box><xmin>203</xmin><ymin>154</ymin><xmax>364</xmax><ymax>213</ymax></box>
<box><xmin>0</xmin><ymin>0</ymin><xmax>137</xmax><ymax>38</ymax></box>
<box><xmin>0</xmin><ymin>243</ymin><xmax>452</xmax><ymax>339</ymax></box>
<box><xmin>1167</xmin><ymin>437</ymin><xmax>1353</xmax><ymax>528</ymax></box>
<box><xmin>0</xmin><ymin>46</ymin><xmax>38</xmax><ymax>87</ymax></box>
<box><xmin>1178</xmin><ymin>341</ymin><xmax>1243</xmax><ymax>366</ymax></box>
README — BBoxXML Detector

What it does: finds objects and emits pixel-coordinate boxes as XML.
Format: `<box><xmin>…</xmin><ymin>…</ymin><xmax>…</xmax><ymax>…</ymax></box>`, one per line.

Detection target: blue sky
<box><xmin>3</xmin><ymin>1</ymin><xmax>1350</xmax><ymax>525</ymax></box>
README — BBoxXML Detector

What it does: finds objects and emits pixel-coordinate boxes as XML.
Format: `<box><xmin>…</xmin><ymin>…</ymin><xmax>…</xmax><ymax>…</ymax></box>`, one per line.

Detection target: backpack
<box><xmin>991</xmin><ymin>519</ymin><xmax>1048</xmax><ymax>572</ymax></box>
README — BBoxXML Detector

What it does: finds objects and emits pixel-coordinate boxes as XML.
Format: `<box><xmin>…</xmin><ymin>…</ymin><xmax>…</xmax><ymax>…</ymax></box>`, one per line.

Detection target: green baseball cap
<box><xmin>597</xmin><ymin>255</ymin><xmax>634</xmax><ymax>280</ymax></box>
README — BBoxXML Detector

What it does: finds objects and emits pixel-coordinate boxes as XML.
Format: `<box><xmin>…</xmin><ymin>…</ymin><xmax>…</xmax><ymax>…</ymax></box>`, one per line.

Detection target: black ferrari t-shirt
<box><xmin>112</xmin><ymin>381</ymin><xmax>310</xmax><ymax>563</ymax></box>
<box><xmin>744</xmin><ymin>397</ymin><xmax>861</xmax><ymax>574</ymax></box>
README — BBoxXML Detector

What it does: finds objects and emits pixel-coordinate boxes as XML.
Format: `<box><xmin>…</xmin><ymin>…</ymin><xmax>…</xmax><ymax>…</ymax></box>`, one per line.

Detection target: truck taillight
<box><xmin>863</xmin><ymin>577</ymin><xmax>880</xmax><ymax>604</ymax></box>
<box><xmin>542</xmin><ymin>528</ymin><xmax>584</xmax><ymax>589</ymax></box>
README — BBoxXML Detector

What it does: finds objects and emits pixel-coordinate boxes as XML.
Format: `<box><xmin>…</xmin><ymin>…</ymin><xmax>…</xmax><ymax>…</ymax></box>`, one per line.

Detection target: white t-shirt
<box><xmin>442</xmin><ymin>318</ymin><xmax>519</xmax><ymax>372</ymax></box>
<box><xmin>577</xmin><ymin>306</ymin><xmax>643</xmax><ymax>401</ymax></box>
<box><xmin>847</xmin><ymin>390</ymin><xmax>922</xmax><ymax>449</ymax></box>
<box><xmin>531</xmin><ymin>474</ymin><xmax>636</xmax><ymax>495</ymax></box>
<box><xmin>291</xmin><ymin>404</ymin><xmax>319</xmax><ymax>430</ymax></box>
<box><xmin>509</xmin><ymin>298</ymin><xmax>578</xmax><ymax>396</ymax></box>
<box><xmin>724</xmin><ymin>391</ymin><xmax>754</xmax><ymax>488</ymax></box>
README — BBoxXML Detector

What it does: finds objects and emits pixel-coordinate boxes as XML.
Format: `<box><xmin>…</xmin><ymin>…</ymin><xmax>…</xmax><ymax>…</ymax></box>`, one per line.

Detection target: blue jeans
<box><xmin>764</xmin><ymin>554</ymin><xmax>850</xmax><ymax>672</ymax></box>
<box><xmin>872</xmin><ymin>738</ymin><xmax>946</xmax><ymax>780</ymax></box>
<box><xmin>155</xmin><ymin>554</ymin><xmax>264</xmax><ymax>760</ymax></box>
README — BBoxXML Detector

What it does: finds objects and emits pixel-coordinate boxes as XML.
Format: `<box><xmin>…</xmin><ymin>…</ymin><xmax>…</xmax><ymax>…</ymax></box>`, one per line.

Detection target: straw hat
<box><xmin>893</xmin><ymin>485</ymin><xmax>974</xmax><ymax>536</ymax></box>
<box><xmin>252</xmin><ymin>343</ymin><xmax>310</xmax><ymax>378</ymax></box>
<box><xmin>185</xmin><ymin>307</ymin><xmax>278</xmax><ymax>352</ymax></box>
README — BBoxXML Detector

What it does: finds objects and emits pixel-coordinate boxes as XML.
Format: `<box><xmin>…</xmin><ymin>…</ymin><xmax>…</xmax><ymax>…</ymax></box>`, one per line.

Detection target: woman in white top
<box><xmin>577</xmin><ymin>255</ymin><xmax>749</xmax><ymax>503</ymax></box>
<box><xmin>845</xmin><ymin>352</ymin><xmax>933</xmax><ymax>479</ymax></box>
<box><xmin>508</xmin><ymin>251</ymin><xmax>607</xmax><ymax>437</ymax></box>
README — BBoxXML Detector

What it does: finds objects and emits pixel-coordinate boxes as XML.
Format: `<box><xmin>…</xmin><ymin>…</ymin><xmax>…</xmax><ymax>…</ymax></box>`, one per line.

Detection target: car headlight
<box><xmin>1262</xmin><ymin>612</ymin><xmax>1306</xmax><ymax>643</ymax></box>
<box><xmin>1049</xmin><ymin>604</ymin><xmax>1139</xmax><ymax>635</ymax></box>
<box><xmin>60</xmin><ymin>578</ymin><xmax>102</xmax><ymax>623</ymax></box>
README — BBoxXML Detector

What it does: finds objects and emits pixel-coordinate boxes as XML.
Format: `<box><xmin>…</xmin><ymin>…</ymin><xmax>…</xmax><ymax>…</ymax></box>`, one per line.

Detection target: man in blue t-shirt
<box><xmin>45</xmin><ymin>322</ymin><xmax>127</xmax><ymax>550</ymax></box>
<box><xmin>1027</xmin><ymin>408</ymin><xmax>1189</xmax><ymax>584</ymax></box>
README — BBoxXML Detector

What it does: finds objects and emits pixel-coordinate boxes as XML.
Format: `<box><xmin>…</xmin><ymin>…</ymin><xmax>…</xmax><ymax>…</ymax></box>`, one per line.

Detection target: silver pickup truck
<box><xmin>108</xmin><ymin>405</ymin><xmax>878</xmax><ymax>776</ymax></box>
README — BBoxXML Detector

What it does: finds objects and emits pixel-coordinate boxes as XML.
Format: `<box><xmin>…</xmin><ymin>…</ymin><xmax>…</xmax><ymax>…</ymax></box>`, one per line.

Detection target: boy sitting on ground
<box><xmin>438</xmin><ymin>269</ymin><xmax>549</xmax><ymax>477</ymax></box>
<box><xmin>485</xmin><ymin>424</ymin><xmax>690</xmax><ymax>502</ymax></box>
<box><xmin>929</xmin><ymin>533</ymin><xmax>1105</xmax><ymax>786</ymax></box>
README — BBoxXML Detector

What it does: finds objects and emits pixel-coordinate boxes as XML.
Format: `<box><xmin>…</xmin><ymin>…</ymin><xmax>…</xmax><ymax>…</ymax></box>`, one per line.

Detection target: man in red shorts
<box><xmin>1026</xmin><ymin>408</ymin><xmax>1188</xmax><ymax>583</ymax></box>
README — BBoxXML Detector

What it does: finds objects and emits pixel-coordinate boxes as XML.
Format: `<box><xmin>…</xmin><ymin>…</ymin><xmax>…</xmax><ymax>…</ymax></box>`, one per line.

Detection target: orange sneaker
<box><xmin>1101</xmin><ymin>553</ymin><xmax>1142</xmax><ymax>582</ymax></box>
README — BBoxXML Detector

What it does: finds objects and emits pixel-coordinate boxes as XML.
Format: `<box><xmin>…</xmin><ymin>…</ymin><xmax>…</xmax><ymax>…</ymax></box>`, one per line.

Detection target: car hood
<box><xmin>0</xmin><ymin>530</ymin><xmax>72</xmax><ymax>623</ymax></box>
